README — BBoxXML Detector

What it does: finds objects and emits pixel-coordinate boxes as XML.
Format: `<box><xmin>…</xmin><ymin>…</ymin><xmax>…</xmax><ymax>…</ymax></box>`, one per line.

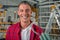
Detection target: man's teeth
<box><xmin>23</xmin><ymin>16</ymin><xmax>28</xmax><ymax>18</ymax></box>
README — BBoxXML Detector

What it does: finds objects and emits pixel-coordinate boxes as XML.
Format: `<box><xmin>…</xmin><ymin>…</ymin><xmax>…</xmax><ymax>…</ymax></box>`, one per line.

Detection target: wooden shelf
<box><xmin>0</xmin><ymin>30</ymin><xmax>7</xmax><ymax>33</ymax></box>
<box><xmin>49</xmin><ymin>34</ymin><xmax>60</xmax><ymax>36</ymax></box>
<box><xmin>0</xmin><ymin>22</ymin><xmax>16</xmax><ymax>24</ymax></box>
<box><xmin>41</xmin><ymin>27</ymin><xmax>60</xmax><ymax>29</ymax></box>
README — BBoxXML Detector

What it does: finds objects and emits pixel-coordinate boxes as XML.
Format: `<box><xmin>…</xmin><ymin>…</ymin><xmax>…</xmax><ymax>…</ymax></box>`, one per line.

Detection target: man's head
<box><xmin>18</xmin><ymin>1</ymin><xmax>32</xmax><ymax>23</ymax></box>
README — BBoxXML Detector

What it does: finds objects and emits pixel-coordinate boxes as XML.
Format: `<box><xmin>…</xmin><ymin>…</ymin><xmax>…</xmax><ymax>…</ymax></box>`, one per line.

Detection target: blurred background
<box><xmin>0</xmin><ymin>0</ymin><xmax>60</xmax><ymax>40</ymax></box>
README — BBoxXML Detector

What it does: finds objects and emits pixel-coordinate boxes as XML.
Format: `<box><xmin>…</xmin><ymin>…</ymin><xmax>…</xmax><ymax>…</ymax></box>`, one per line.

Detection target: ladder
<box><xmin>45</xmin><ymin>5</ymin><xmax>60</xmax><ymax>33</ymax></box>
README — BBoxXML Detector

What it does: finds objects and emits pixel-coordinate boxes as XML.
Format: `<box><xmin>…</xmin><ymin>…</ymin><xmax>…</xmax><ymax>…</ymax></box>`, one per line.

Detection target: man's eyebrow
<box><xmin>27</xmin><ymin>8</ymin><xmax>29</xmax><ymax>10</ymax></box>
<box><xmin>18</xmin><ymin>9</ymin><xmax>23</xmax><ymax>10</ymax></box>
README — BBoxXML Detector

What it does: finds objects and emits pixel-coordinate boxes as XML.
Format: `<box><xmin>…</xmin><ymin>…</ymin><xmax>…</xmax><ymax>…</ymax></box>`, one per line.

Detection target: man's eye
<box><xmin>19</xmin><ymin>10</ymin><xmax>23</xmax><ymax>12</ymax></box>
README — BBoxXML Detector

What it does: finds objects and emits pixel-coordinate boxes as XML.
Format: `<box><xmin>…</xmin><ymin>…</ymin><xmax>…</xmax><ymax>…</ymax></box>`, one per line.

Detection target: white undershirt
<box><xmin>21</xmin><ymin>23</ymin><xmax>33</xmax><ymax>40</ymax></box>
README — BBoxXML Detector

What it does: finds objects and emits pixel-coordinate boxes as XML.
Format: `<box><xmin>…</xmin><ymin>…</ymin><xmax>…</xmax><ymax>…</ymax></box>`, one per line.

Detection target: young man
<box><xmin>6</xmin><ymin>1</ymin><xmax>43</xmax><ymax>40</ymax></box>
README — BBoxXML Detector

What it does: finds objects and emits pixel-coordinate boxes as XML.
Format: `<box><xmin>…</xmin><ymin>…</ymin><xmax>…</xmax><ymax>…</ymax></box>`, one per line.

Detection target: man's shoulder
<box><xmin>32</xmin><ymin>24</ymin><xmax>43</xmax><ymax>34</ymax></box>
<box><xmin>8</xmin><ymin>22</ymin><xmax>20</xmax><ymax>30</ymax></box>
<box><xmin>33</xmin><ymin>24</ymin><xmax>43</xmax><ymax>30</ymax></box>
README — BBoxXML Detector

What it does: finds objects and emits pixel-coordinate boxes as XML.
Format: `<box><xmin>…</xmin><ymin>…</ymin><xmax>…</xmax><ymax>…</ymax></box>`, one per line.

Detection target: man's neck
<box><xmin>21</xmin><ymin>21</ymin><xmax>31</xmax><ymax>29</ymax></box>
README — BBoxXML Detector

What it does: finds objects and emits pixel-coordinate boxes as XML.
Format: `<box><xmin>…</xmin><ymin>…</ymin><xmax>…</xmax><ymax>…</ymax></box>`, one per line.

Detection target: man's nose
<box><xmin>23</xmin><ymin>11</ymin><xmax>28</xmax><ymax>15</ymax></box>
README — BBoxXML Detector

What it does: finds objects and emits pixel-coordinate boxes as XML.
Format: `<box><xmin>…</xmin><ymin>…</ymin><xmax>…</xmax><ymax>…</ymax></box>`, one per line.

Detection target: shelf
<box><xmin>39</xmin><ymin>16</ymin><xmax>50</xmax><ymax>17</ymax></box>
<box><xmin>0</xmin><ymin>30</ymin><xmax>7</xmax><ymax>33</ymax></box>
<box><xmin>40</xmin><ymin>22</ymin><xmax>56</xmax><ymax>23</ymax></box>
<box><xmin>41</xmin><ymin>27</ymin><xmax>60</xmax><ymax>29</ymax></box>
<box><xmin>0</xmin><ymin>17</ymin><xmax>4</xmax><ymax>18</ymax></box>
<box><xmin>0</xmin><ymin>30</ymin><xmax>6</xmax><ymax>38</ymax></box>
<box><xmin>49</xmin><ymin>34</ymin><xmax>60</xmax><ymax>36</ymax></box>
<box><xmin>40</xmin><ymin>12</ymin><xmax>51</xmax><ymax>13</ymax></box>
<box><xmin>40</xmin><ymin>1</ymin><xmax>60</xmax><ymax>5</ymax></box>
<box><xmin>0</xmin><ymin>22</ymin><xmax>16</xmax><ymax>24</ymax></box>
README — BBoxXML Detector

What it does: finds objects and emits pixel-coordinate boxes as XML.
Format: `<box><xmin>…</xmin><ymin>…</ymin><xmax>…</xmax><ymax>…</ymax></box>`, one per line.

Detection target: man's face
<box><xmin>18</xmin><ymin>4</ymin><xmax>32</xmax><ymax>22</ymax></box>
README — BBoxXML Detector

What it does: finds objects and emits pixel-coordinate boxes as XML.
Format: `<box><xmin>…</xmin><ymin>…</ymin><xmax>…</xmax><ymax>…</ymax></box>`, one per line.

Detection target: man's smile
<box><xmin>21</xmin><ymin>15</ymin><xmax>29</xmax><ymax>19</ymax></box>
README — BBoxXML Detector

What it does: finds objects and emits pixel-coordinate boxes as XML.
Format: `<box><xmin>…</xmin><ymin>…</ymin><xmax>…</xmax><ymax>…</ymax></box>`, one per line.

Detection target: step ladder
<box><xmin>45</xmin><ymin>5</ymin><xmax>60</xmax><ymax>33</ymax></box>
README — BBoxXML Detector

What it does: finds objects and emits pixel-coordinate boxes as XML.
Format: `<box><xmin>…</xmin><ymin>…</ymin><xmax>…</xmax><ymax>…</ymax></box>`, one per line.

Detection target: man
<box><xmin>6</xmin><ymin>1</ymin><xmax>43</xmax><ymax>40</ymax></box>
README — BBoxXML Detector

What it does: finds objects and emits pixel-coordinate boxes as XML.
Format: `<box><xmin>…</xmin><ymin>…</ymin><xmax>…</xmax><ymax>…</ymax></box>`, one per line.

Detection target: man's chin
<box><xmin>22</xmin><ymin>19</ymin><xmax>27</xmax><ymax>21</ymax></box>
<box><xmin>22</xmin><ymin>21</ymin><xmax>28</xmax><ymax>23</ymax></box>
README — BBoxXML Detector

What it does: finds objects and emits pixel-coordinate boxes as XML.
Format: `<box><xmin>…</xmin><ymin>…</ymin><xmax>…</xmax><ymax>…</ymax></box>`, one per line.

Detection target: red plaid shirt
<box><xmin>6</xmin><ymin>22</ymin><xmax>43</xmax><ymax>40</ymax></box>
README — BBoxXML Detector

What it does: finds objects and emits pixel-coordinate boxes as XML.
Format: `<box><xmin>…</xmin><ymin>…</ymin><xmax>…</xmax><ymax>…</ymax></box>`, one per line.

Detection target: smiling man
<box><xmin>6</xmin><ymin>1</ymin><xmax>43</xmax><ymax>40</ymax></box>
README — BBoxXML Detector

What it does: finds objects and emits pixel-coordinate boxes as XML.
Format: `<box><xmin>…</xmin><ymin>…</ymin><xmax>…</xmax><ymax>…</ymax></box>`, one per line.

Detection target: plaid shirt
<box><xmin>6</xmin><ymin>22</ymin><xmax>43</xmax><ymax>40</ymax></box>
